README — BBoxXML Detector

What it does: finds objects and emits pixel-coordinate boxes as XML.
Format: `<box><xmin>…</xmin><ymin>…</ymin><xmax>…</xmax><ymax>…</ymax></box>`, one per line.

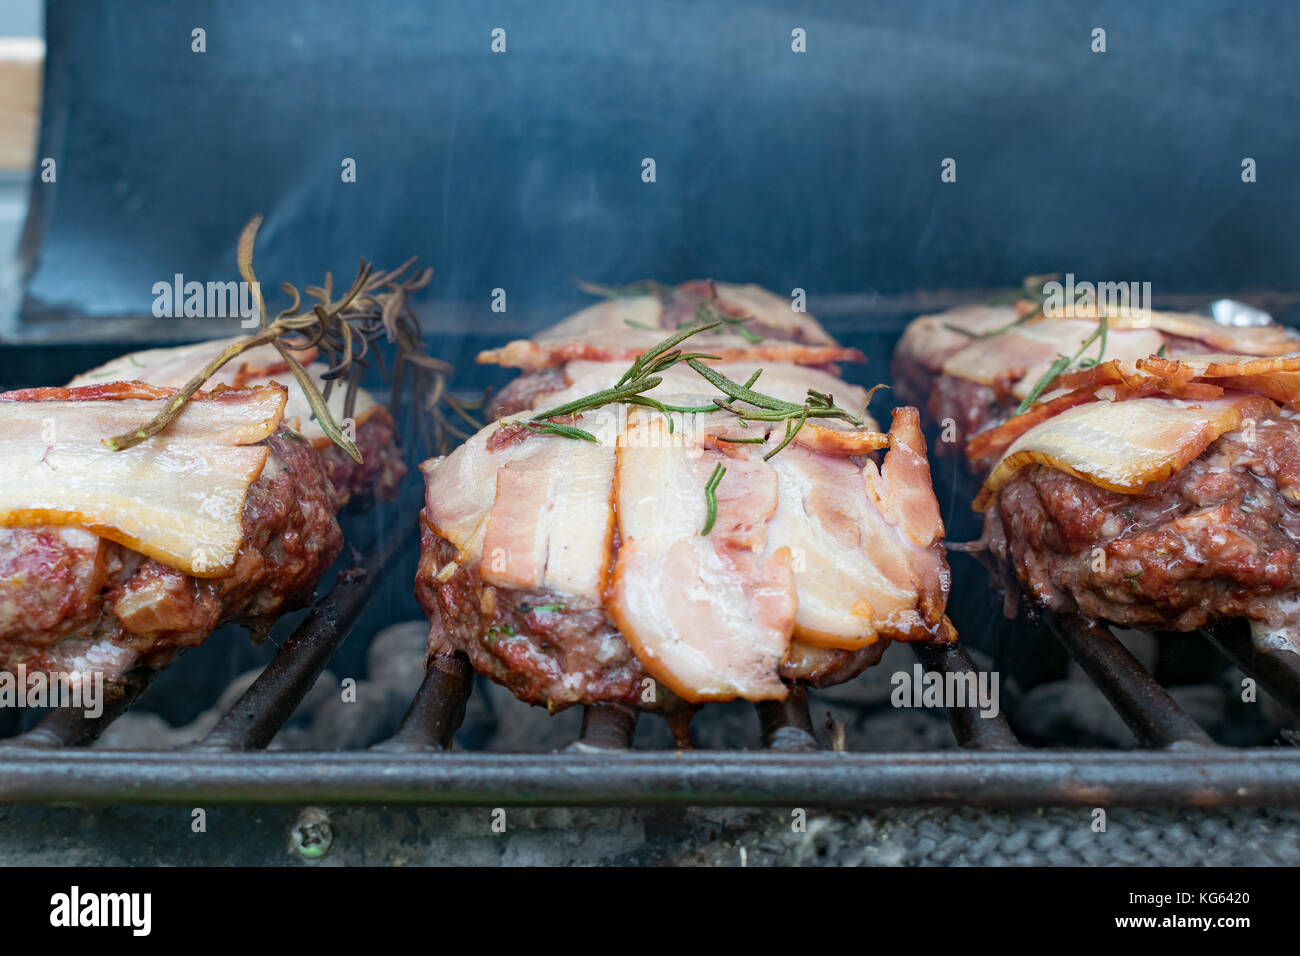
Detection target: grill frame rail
<box><xmin>2</xmin><ymin>750</ymin><xmax>1300</xmax><ymax>807</ymax></box>
<box><xmin>3</xmin><ymin>539</ymin><xmax>1300</xmax><ymax>806</ymax></box>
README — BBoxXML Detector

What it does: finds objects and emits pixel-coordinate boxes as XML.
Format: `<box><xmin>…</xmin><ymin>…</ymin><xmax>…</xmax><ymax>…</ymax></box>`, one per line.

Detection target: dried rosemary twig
<box><xmin>102</xmin><ymin>214</ymin><xmax>468</xmax><ymax>460</ymax></box>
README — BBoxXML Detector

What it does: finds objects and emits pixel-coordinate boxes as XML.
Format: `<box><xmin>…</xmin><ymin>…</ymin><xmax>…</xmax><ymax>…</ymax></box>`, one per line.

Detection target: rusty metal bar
<box><xmin>373</xmin><ymin>651</ymin><xmax>474</xmax><ymax>751</ymax></box>
<box><xmin>1200</xmin><ymin>622</ymin><xmax>1300</xmax><ymax>720</ymax></box>
<box><xmin>1045</xmin><ymin>614</ymin><xmax>1215</xmax><ymax>748</ymax></box>
<box><xmin>567</xmin><ymin>703</ymin><xmax>638</xmax><ymax>752</ymax></box>
<box><xmin>3</xmin><ymin>749</ymin><xmax>1299</xmax><ymax>807</ymax></box>
<box><xmin>911</xmin><ymin>642</ymin><xmax>1020</xmax><ymax>750</ymax></box>
<box><xmin>3</xmin><ymin>667</ymin><xmax>158</xmax><ymax>749</ymax></box>
<box><xmin>756</xmin><ymin>685</ymin><xmax>819</xmax><ymax>751</ymax></box>
<box><xmin>197</xmin><ymin>520</ymin><xmax>417</xmax><ymax>751</ymax></box>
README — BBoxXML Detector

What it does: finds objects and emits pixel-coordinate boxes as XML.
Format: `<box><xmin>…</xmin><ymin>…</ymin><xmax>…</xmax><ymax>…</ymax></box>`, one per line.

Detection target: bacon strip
<box><xmin>938</xmin><ymin>321</ymin><xmax>1165</xmax><ymax>398</ymax></box>
<box><xmin>893</xmin><ymin>304</ymin><xmax>1022</xmax><ymax>373</ymax></box>
<box><xmin>973</xmin><ymin>393</ymin><xmax>1277</xmax><ymax>511</ymax></box>
<box><xmin>479</xmin><ymin>438</ymin><xmax>616</xmax><ymax>604</ymax></box>
<box><xmin>482</xmin><ymin>339</ymin><xmax>864</xmax><ymax>371</ymax></box>
<box><xmin>609</xmin><ymin>410</ymin><xmax>795</xmax><ymax>701</ymax></box>
<box><xmin>764</xmin><ymin>408</ymin><xmax>953</xmax><ymax>650</ymax></box>
<box><xmin>1137</xmin><ymin>353</ymin><xmax>1300</xmax><ymax>406</ymax></box>
<box><xmin>967</xmin><ymin>352</ymin><xmax>1300</xmax><ymax>468</ymax></box>
<box><xmin>0</xmin><ymin>384</ymin><xmax>287</xmax><ymax>576</ymax></box>
<box><xmin>477</xmin><ymin>281</ymin><xmax>863</xmax><ymax>370</ymax></box>
<box><xmin>790</xmin><ymin>422</ymin><xmax>890</xmax><ymax>457</ymax></box>
<box><xmin>71</xmin><ymin>338</ymin><xmax>318</xmax><ymax>390</ymax></box>
<box><xmin>1115</xmin><ymin>310</ymin><xmax>1300</xmax><ymax>355</ymax></box>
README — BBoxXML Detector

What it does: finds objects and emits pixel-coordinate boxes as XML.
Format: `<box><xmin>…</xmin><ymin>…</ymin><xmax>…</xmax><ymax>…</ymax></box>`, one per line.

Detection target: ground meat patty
<box><xmin>416</xmin><ymin>525</ymin><xmax>661</xmax><ymax>711</ymax></box>
<box><xmin>891</xmin><ymin>352</ymin><xmax>1015</xmax><ymax>461</ymax></box>
<box><xmin>415</xmin><ymin>518</ymin><xmax>886</xmax><ymax>712</ymax></box>
<box><xmin>981</xmin><ymin>415</ymin><xmax>1300</xmax><ymax>637</ymax></box>
<box><xmin>318</xmin><ymin>410</ymin><xmax>407</xmax><ymax>507</ymax></box>
<box><xmin>485</xmin><ymin>367</ymin><xmax>569</xmax><ymax>419</ymax></box>
<box><xmin>0</xmin><ymin>430</ymin><xmax>343</xmax><ymax>685</ymax></box>
<box><xmin>925</xmin><ymin>375</ymin><xmax>1014</xmax><ymax>458</ymax></box>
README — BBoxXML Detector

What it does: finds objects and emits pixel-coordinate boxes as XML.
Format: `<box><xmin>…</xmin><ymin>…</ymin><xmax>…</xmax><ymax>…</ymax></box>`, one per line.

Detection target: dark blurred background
<box><xmin>7</xmin><ymin>0</ymin><xmax>1300</xmax><ymax>341</ymax></box>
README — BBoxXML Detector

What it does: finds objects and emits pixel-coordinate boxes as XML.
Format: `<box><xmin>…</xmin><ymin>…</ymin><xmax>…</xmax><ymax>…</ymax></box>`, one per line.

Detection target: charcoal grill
<box><xmin>3</xmin><ymin>302</ymin><xmax>1300</xmax><ymax>808</ymax></box>
<box><xmin>3</xmin><ymin>0</ymin><xmax>1300</xmax><ymax>810</ymax></box>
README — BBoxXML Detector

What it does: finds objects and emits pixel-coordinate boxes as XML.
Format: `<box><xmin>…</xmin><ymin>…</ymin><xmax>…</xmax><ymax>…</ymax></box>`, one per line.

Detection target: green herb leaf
<box><xmin>700</xmin><ymin>463</ymin><xmax>726</xmax><ymax>536</ymax></box>
<box><xmin>525</xmin><ymin>421</ymin><xmax>599</xmax><ymax>442</ymax></box>
<box><xmin>1013</xmin><ymin>316</ymin><xmax>1108</xmax><ymax>415</ymax></box>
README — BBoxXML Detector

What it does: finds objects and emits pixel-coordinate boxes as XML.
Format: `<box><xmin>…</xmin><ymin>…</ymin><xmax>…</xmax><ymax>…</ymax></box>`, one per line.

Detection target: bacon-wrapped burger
<box><xmin>0</xmin><ymin>383</ymin><xmax>342</xmax><ymax>692</ymax></box>
<box><xmin>417</xmin><ymin>294</ymin><xmax>955</xmax><ymax>713</ymax></box>
<box><xmin>893</xmin><ymin>293</ymin><xmax>1300</xmax><ymax>463</ymax></box>
<box><xmin>973</xmin><ymin>352</ymin><xmax>1300</xmax><ymax>652</ymax></box>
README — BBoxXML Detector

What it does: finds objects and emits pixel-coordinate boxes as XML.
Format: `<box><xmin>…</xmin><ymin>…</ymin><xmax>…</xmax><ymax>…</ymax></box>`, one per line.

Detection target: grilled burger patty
<box><xmin>0</xmin><ymin>430</ymin><xmax>342</xmax><ymax>684</ymax></box>
<box><xmin>318</xmin><ymin>407</ymin><xmax>407</xmax><ymax>507</ymax></box>
<box><xmin>981</xmin><ymin>415</ymin><xmax>1300</xmax><ymax>636</ymax></box>
<box><xmin>434</xmin><ymin>282</ymin><xmax>954</xmax><ymax>711</ymax></box>
<box><xmin>417</xmin><ymin>526</ymin><xmax>657</xmax><ymax>709</ymax></box>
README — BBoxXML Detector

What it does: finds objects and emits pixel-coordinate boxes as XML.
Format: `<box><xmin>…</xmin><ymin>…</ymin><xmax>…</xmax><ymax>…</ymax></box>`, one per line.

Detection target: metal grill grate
<box><xmin>3</xmin><ymin>547</ymin><xmax>1300</xmax><ymax>806</ymax></box>
<box><xmin>3</xmin><ymin>327</ymin><xmax>1300</xmax><ymax>808</ymax></box>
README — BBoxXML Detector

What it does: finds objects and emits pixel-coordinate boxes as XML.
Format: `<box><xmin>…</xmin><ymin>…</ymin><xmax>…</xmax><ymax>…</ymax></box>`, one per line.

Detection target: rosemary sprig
<box><xmin>513</xmin><ymin>323</ymin><xmax>725</xmax><ymax>438</ymax></box>
<box><xmin>530</xmin><ymin>377</ymin><xmax>668</xmax><ymax>422</ymax></box>
<box><xmin>103</xmin><ymin>214</ymin><xmax>466</xmax><ymax>460</ymax></box>
<box><xmin>692</xmin><ymin>296</ymin><xmax>765</xmax><ymax>343</ymax></box>
<box><xmin>526</xmin><ymin>421</ymin><xmax>598</xmax><ymax>442</ymax></box>
<box><xmin>762</xmin><ymin>403</ymin><xmax>810</xmax><ymax>461</ymax></box>
<box><xmin>516</xmin><ymin>324</ymin><xmax>878</xmax><ymax>530</ymax></box>
<box><xmin>687</xmin><ymin>360</ymin><xmax>864</xmax><ymax>427</ymax></box>
<box><xmin>1014</xmin><ymin>316</ymin><xmax>1108</xmax><ymax>414</ymax></box>
<box><xmin>700</xmin><ymin>463</ymin><xmax>726</xmax><ymax>536</ymax></box>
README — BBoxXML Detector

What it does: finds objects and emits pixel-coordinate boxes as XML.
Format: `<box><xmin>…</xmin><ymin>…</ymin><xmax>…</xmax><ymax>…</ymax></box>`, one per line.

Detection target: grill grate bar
<box><xmin>1200</xmin><ymin>623</ymin><xmax>1300</xmax><ymax>720</ymax></box>
<box><xmin>568</xmin><ymin>703</ymin><xmax>639</xmax><ymax>751</ymax></box>
<box><xmin>2</xmin><ymin>667</ymin><xmax>158</xmax><ymax>749</ymax></box>
<box><xmin>756</xmin><ymin>685</ymin><xmax>820</xmax><ymax>751</ymax></box>
<box><xmin>911</xmin><ymin>642</ymin><xmax>1020</xmax><ymax>749</ymax></box>
<box><xmin>374</xmin><ymin>650</ymin><xmax>474</xmax><ymax>751</ymax></box>
<box><xmin>195</xmin><ymin>521</ymin><xmax>416</xmax><ymax>751</ymax></box>
<box><xmin>1046</xmin><ymin>613</ymin><xmax>1216</xmax><ymax>748</ymax></box>
<box><xmin>4</xmin><ymin>749</ymin><xmax>1300</xmax><ymax>807</ymax></box>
